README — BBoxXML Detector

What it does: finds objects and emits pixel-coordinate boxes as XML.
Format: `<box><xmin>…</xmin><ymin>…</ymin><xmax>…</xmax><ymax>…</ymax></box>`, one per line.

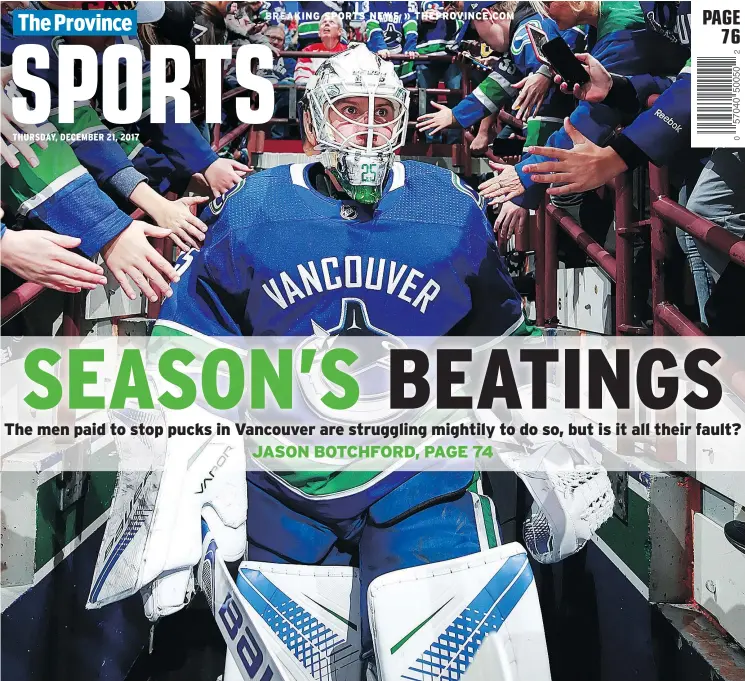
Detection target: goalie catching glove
<box><xmin>476</xmin><ymin>383</ymin><xmax>614</xmax><ymax>564</ymax></box>
<box><xmin>508</xmin><ymin>438</ymin><xmax>613</xmax><ymax>564</ymax></box>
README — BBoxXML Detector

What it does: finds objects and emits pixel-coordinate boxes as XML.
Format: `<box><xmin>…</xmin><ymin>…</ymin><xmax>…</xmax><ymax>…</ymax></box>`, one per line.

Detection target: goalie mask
<box><xmin>301</xmin><ymin>45</ymin><xmax>410</xmax><ymax>205</ymax></box>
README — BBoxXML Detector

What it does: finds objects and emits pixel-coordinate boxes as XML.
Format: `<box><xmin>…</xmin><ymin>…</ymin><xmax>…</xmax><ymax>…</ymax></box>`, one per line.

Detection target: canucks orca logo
<box><xmin>512</xmin><ymin>19</ymin><xmax>542</xmax><ymax>56</ymax></box>
<box><xmin>383</xmin><ymin>22</ymin><xmax>403</xmax><ymax>46</ymax></box>
<box><xmin>296</xmin><ymin>299</ymin><xmax>410</xmax><ymax>425</ymax></box>
<box><xmin>325</xmin><ymin>298</ymin><xmax>384</xmax><ymax>336</ymax></box>
<box><xmin>208</xmin><ymin>177</ymin><xmax>246</xmax><ymax>216</ymax></box>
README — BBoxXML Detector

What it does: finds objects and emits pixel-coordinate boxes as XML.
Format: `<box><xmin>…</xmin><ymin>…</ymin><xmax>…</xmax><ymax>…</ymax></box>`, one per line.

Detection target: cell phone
<box><xmin>444</xmin><ymin>45</ymin><xmax>491</xmax><ymax>74</ymax></box>
<box><xmin>526</xmin><ymin>24</ymin><xmax>551</xmax><ymax>66</ymax></box>
<box><xmin>491</xmin><ymin>137</ymin><xmax>526</xmax><ymax>157</ymax></box>
<box><xmin>526</xmin><ymin>24</ymin><xmax>590</xmax><ymax>87</ymax></box>
<box><xmin>543</xmin><ymin>37</ymin><xmax>590</xmax><ymax>86</ymax></box>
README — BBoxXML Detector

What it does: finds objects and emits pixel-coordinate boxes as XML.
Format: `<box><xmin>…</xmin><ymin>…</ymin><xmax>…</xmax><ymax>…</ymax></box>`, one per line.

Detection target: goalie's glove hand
<box><xmin>515</xmin><ymin>437</ymin><xmax>613</xmax><ymax>564</ymax></box>
<box><xmin>474</xmin><ymin>383</ymin><xmax>614</xmax><ymax>564</ymax></box>
<box><xmin>140</xmin><ymin>433</ymin><xmax>247</xmax><ymax>622</ymax></box>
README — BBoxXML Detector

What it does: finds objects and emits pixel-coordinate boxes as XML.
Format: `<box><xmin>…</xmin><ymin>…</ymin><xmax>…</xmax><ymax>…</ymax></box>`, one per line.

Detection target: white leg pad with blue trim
<box><xmin>367</xmin><ymin>543</ymin><xmax>551</xmax><ymax>681</ymax></box>
<box><xmin>218</xmin><ymin>560</ymin><xmax>363</xmax><ymax>681</ymax></box>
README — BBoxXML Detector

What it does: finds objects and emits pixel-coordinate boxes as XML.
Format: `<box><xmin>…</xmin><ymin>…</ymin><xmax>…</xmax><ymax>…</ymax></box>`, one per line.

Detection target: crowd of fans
<box><xmin>0</xmin><ymin>1</ymin><xmax>743</xmax><ymax>336</ymax></box>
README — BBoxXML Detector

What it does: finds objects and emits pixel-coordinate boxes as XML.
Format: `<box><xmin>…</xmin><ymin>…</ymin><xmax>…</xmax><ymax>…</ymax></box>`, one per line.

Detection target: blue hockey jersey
<box><xmin>365</xmin><ymin>1</ymin><xmax>418</xmax><ymax>54</ymax></box>
<box><xmin>154</xmin><ymin>160</ymin><xmax>524</xmax><ymax>340</ymax></box>
<box><xmin>513</xmin><ymin>0</ymin><xmax>690</xmax><ymax>209</ymax></box>
<box><xmin>153</xmin><ymin>160</ymin><xmax>526</xmax><ymax>497</ymax></box>
<box><xmin>415</xmin><ymin>0</ymin><xmax>467</xmax><ymax>56</ymax></box>
<box><xmin>611</xmin><ymin>1</ymin><xmax>692</xmax><ymax>168</ymax></box>
<box><xmin>452</xmin><ymin>10</ymin><xmax>586</xmax><ymax>145</ymax></box>
<box><xmin>1</xmin><ymin>137</ymin><xmax>133</xmax><ymax>257</ymax></box>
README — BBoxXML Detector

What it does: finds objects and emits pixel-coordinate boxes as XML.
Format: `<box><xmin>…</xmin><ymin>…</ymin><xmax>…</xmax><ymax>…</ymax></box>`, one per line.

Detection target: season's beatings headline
<box><xmin>4</xmin><ymin>336</ymin><xmax>743</xmax><ymax>473</ymax></box>
<box><xmin>18</xmin><ymin>343</ymin><xmax>726</xmax><ymax>412</ymax></box>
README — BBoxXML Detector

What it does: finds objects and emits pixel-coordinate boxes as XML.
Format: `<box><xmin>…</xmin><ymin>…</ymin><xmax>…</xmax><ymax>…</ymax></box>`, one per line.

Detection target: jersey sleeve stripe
<box><xmin>478</xmin><ymin>72</ymin><xmax>517</xmax><ymax>108</ymax></box>
<box><xmin>17</xmin><ymin>166</ymin><xmax>88</xmax><ymax>216</ymax></box>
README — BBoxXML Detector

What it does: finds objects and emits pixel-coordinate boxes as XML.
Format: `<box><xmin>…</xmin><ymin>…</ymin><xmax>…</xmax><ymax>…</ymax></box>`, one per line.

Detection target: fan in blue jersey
<box><xmin>365</xmin><ymin>1</ymin><xmax>419</xmax><ymax>83</ymax></box>
<box><xmin>143</xmin><ymin>46</ymin><xmax>612</xmax><ymax>681</ymax></box>
<box><xmin>520</xmin><ymin>1</ymin><xmax>694</xmax><ymax>195</ymax></box>
<box><xmin>416</xmin><ymin>1</ymin><xmax>586</xmax><ymax>148</ymax></box>
<box><xmin>478</xmin><ymin>0</ymin><xmax>691</xmax><ymax>210</ymax></box>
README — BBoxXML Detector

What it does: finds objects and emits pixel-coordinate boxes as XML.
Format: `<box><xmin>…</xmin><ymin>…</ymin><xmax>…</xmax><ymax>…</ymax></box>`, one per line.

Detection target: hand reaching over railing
<box><xmin>99</xmin><ymin>221</ymin><xmax>180</xmax><ymax>305</ymax></box>
<box><xmin>521</xmin><ymin>119</ymin><xmax>628</xmax><ymax>196</ymax></box>
<box><xmin>128</xmin><ymin>186</ymin><xmax>209</xmax><ymax>252</ymax></box>
<box><xmin>512</xmin><ymin>71</ymin><xmax>552</xmax><ymax>121</ymax></box>
<box><xmin>0</xmin><ymin>229</ymin><xmax>107</xmax><ymax>294</ymax></box>
<box><xmin>415</xmin><ymin>102</ymin><xmax>455</xmax><ymax>135</ymax></box>
<box><xmin>203</xmin><ymin>157</ymin><xmax>250</xmax><ymax>197</ymax></box>
<box><xmin>479</xmin><ymin>162</ymin><xmax>526</xmax><ymax>205</ymax></box>
<box><xmin>493</xmin><ymin>200</ymin><xmax>529</xmax><ymax>244</ymax></box>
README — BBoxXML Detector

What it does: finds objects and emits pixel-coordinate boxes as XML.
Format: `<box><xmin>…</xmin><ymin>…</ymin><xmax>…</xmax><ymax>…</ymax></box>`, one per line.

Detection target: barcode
<box><xmin>696</xmin><ymin>57</ymin><xmax>737</xmax><ymax>136</ymax></box>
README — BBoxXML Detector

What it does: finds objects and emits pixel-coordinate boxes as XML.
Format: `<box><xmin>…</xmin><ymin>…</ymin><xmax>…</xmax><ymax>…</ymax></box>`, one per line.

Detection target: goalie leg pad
<box><xmin>358</xmin><ymin>475</ymin><xmax>501</xmax><ymax>657</ymax></box>
<box><xmin>368</xmin><ymin>543</ymin><xmax>551</xmax><ymax>681</ymax></box>
<box><xmin>233</xmin><ymin>561</ymin><xmax>363</xmax><ymax>681</ymax></box>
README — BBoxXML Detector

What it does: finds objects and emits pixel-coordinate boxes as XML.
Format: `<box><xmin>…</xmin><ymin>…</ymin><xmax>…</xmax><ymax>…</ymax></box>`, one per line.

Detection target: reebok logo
<box><xmin>655</xmin><ymin>109</ymin><xmax>683</xmax><ymax>132</ymax></box>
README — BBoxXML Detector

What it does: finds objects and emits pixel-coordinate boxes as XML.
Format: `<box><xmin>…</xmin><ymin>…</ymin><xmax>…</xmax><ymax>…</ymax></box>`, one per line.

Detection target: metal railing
<box><xmin>648</xmin><ymin>164</ymin><xmax>745</xmax><ymax>337</ymax></box>
<box><xmin>530</xmin><ymin>157</ymin><xmax>745</xmax><ymax>339</ymax></box>
<box><xmin>533</xmin><ymin>170</ymin><xmax>645</xmax><ymax>335</ymax></box>
<box><xmin>0</xmin><ymin>282</ymin><xmax>46</xmax><ymax>325</ymax></box>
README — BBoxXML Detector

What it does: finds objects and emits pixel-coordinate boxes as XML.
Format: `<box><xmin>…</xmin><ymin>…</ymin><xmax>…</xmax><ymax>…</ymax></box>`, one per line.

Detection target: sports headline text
<box><xmin>11</xmin><ymin>43</ymin><xmax>276</xmax><ymax>125</ymax></box>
